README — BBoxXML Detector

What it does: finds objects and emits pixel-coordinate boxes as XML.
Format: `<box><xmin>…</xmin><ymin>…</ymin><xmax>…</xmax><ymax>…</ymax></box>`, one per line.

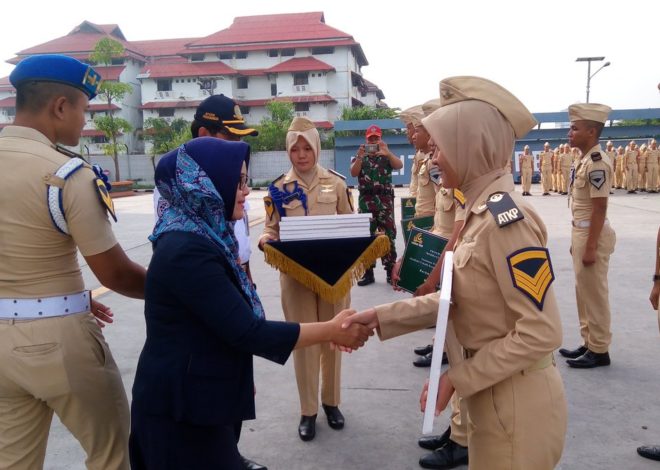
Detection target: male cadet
<box><xmin>615</xmin><ymin>145</ymin><xmax>626</xmax><ymax>189</ymax></box>
<box><xmin>518</xmin><ymin>145</ymin><xmax>533</xmax><ymax>195</ymax></box>
<box><xmin>152</xmin><ymin>94</ymin><xmax>265</xmax><ymax>470</ymax></box>
<box><xmin>624</xmin><ymin>141</ymin><xmax>639</xmax><ymax>193</ymax></box>
<box><xmin>638</xmin><ymin>143</ymin><xmax>648</xmax><ymax>191</ymax></box>
<box><xmin>646</xmin><ymin>139</ymin><xmax>659</xmax><ymax>192</ymax></box>
<box><xmin>559</xmin><ymin>103</ymin><xmax>616</xmax><ymax>368</ymax></box>
<box><xmin>352</xmin><ymin>124</ymin><xmax>403</xmax><ymax>286</ymax></box>
<box><xmin>539</xmin><ymin>141</ymin><xmax>553</xmax><ymax>195</ymax></box>
<box><xmin>410</xmin><ymin>108</ymin><xmax>440</xmax><ymax>218</ymax></box>
<box><xmin>0</xmin><ymin>55</ymin><xmax>146</xmax><ymax>469</ymax></box>
<box><xmin>605</xmin><ymin>140</ymin><xmax>616</xmax><ymax>194</ymax></box>
<box><xmin>400</xmin><ymin>105</ymin><xmax>424</xmax><ymax>197</ymax></box>
<box><xmin>560</xmin><ymin>143</ymin><xmax>573</xmax><ymax>195</ymax></box>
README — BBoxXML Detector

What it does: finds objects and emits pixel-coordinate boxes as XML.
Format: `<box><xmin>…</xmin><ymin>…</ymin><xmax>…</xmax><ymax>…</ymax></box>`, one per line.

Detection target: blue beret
<box><xmin>10</xmin><ymin>54</ymin><xmax>102</xmax><ymax>99</ymax></box>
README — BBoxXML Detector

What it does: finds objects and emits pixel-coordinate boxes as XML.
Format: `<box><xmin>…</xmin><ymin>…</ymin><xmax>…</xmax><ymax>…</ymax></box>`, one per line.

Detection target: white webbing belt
<box><xmin>572</xmin><ymin>219</ymin><xmax>610</xmax><ymax>229</ymax></box>
<box><xmin>0</xmin><ymin>291</ymin><xmax>90</xmax><ymax>319</ymax></box>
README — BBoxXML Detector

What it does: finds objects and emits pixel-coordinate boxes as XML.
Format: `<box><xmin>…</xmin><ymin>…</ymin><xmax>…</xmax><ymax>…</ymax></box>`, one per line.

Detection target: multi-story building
<box><xmin>1</xmin><ymin>12</ymin><xmax>386</xmax><ymax>155</ymax></box>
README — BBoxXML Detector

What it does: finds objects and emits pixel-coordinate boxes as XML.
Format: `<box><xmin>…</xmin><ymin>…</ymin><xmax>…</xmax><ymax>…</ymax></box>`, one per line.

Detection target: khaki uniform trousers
<box><xmin>638</xmin><ymin>164</ymin><xmax>647</xmax><ymax>190</ymax></box>
<box><xmin>647</xmin><ymin>164</ymin><xmax>659</xmax><ymax>191</ymax></box>
<box><xmin>614</xmin><ymin>165</ymin><xmax>624</xmax><ymax>188</ymax></box>
<box><xmin>465</xmin><ymin>364</ymin><xmax>566</xmax><ymax>470</ymax></box>
<box><xmin>626</xmin><ymin>165</ymin><xmax>638</xmax><ymax>191</ymax></box>
<box><xmin>521</xmin><ymin>168</ymin><xmax>532</xmax><ymax>193</ymax></box>
<box><xmin>444</xmin><ymin>319</ymin><xmax>467</xmax><ymax>447</ymax></box>
<box><xmin>280</xmin><ymin>273</ymin><xmax>349</xmax><ymax>416</ymax></box>
<box><xmin>0</xmin><ymin>312</ymin><xmax>129</xmax><ymax>470</ymax></box>
<box><xmin>571</xmin><ymin>224</ymin><xmax>616</xmax><ymax>353</ymax></box>
<box><xmin>560</xmin><ymin>168</ymin><xmax>571</xmax><ymax>193</ymax></box>
<box><xmin>541</xmin><ymin>167</ymin><xmax>552</xmax><ymax>193</ymax></box>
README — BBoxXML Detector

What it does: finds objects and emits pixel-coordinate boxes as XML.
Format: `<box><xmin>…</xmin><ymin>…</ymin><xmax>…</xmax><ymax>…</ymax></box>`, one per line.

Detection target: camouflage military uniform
<box><xmin>355</xmin><ymin>153</ymin><xmax>397</xmax><ymax>273</ymax></box>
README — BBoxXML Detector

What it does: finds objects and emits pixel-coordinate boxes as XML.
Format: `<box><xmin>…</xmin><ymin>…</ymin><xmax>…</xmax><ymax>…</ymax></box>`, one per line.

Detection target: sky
<box><xmin>2</xmin><ymin>0</ymin><xmax>658</xmax><ymax>113</ymax></box>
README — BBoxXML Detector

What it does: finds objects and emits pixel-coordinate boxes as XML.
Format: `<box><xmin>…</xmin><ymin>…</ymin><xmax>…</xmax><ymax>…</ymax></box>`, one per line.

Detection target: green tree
<box><xmin>615</xmin><ymin>118</ymin><xmax>660</xmax><ymax>126</ymax></box>
<box><xmin>336</xmin><ymin>106</ymin><xmax>402</xmax><ymax>138</ymax></box>
<box><xmin>90</xmin><ymin>38</ymin><xmax>133</xmax><ymax>181</ymax></box>
<box><xmin>143</xmin><ymin>117</ymin><xmax>191</xmax><ymax>169</ymax></box>
<box><xmin>246</xmin><ymin>101</ymin><xmax>295</xmax><ymax>151</ymax></box>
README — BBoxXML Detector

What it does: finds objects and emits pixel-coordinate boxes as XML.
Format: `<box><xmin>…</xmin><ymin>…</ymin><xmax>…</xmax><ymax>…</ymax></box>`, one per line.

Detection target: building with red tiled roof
<box><xmin>1</xmin><ymin>12</ymin><xmax>386</xmax><ymax>155</ymax></box>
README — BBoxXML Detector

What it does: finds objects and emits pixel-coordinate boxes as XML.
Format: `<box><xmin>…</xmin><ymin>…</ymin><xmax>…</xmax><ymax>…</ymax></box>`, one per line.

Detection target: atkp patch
<box><xmin>486</xmin><ymin>192</ymin><xmax>524</xmax><ymax>228</ymax></box>
<box><xmin>590</xmin><ymin>152</ymin><xmax>602</xmax><ymax>162</ymax></box>
<box><xmin>507</xmin><ymin>247</ymin><xmax>555</xmax><ymax>310</ymax></box>
<box><xmin>589</xmin><ymin>170</ymin><xmax>606</xmax><ymax>189</ymax></box>
<box><xmin>264</xmin><ymin>196</ymin><xmax>275</xmax><ymax>220</ymax></box>
<box><xmin>94</xmin><ymin>178</ymin><xmax>117</xmax><ymax>222</ymax></box>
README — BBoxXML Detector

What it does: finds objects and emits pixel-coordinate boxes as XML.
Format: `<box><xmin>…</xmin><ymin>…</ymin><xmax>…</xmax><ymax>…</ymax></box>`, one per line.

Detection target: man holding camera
<box><xmin>350</xmin><ymin>125</ymin><xmax>403</xmax><ymax>286</ymax></box>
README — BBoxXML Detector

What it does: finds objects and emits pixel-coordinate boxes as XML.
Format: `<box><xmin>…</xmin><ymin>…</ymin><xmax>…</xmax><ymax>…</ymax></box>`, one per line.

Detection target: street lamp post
<box><xmin>576</xmin><ymin>56</ymin><xmax>610</xmax><ymax>103</ymax></box>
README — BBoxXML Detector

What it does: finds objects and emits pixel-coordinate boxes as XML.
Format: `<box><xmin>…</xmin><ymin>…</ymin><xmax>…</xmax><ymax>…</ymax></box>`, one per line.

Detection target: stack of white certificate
<box><xmin>279</xmin><ymin>214</ymin><xmax>372</xmax><ymax>241</ymax></box>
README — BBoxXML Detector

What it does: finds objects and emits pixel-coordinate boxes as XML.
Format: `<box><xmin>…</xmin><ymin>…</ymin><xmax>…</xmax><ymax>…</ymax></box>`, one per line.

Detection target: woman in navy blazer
<box><xmin>129</xmin><ymin>138</ymin><xmax>370</xmax><ymax>470</ymax></box>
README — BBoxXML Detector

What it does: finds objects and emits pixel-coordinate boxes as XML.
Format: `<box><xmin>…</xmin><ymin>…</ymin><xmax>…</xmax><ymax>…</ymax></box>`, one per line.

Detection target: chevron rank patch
<box><xmin>94</xmin><ymin>178</ymin><xmax>116</xmax><ymax>222</ymax></box>
<box><xmin>589</xmin><ymin>170</ymin><xmax>606</xmax><ymax>189</ymax></box>
<box><xmin>453</xmin><ymin>189</ymin><xmax>466</xmax><ymax>208</ymax></box>
<box><xmin>506</xmin><ymin>247</ymin><xmax>555</xmax><ymax>310</ymax></box>
<box><xmin>429</xmin><ymin>165</ymin><xmax>441</xmax><ymax>185</ymax></box>
<box><xmin>264</xmin><ymin>196</ymin><xmax>275</xmax><ymax>220</ymax></box>
<box><xmin>486</xmin><ymin>192</ymin><xmax>524</xmax><ymax>227</ymax></box>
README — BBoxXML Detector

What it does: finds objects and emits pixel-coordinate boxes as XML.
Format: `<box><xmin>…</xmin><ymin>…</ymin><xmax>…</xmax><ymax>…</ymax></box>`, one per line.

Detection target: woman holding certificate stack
<box><xmin>259</xmin><ymin>117</ymin><xmax>354</xmax><ymax>441</ymax></box>
<box><xmin>342</xmin><ymin>76</ymin><xmax>567</xmax><ymax>470</ymax></box>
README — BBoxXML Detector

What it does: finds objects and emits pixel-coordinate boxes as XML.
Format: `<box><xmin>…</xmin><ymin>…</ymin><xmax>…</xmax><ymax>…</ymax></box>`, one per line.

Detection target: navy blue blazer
<box><xmin>132</xmin><ymin>231</ymin><xmax>299</xmax><ymax>426</ymax></box>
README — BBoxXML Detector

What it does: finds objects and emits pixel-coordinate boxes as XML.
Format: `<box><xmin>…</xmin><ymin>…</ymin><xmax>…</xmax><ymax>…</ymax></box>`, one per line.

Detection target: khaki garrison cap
<box><xmin>422</xmin><ymin>98</ymin><xmax>442</xmax><ymax>116</ymax></box>
<box><xmin>438</xmin><ymin>76</ymin><xmax>537</xmax><ymax>138</ymax></box>
<box><xmin>399</xmin><ymin>105</ymin><xmax>423</xmax><ymax>125</ymax></box>
<box><xmin>568</xmin><ymin>103</ymin><xmax>611</xmax><ymax>124</ymax></box>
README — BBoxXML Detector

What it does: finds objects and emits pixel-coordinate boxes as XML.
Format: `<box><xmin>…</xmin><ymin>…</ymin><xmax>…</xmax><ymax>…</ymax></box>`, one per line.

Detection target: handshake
<box><xmin>326</xmin><ymin>308</ymin><xmax>380</xmax><ymax>352</ymax></box>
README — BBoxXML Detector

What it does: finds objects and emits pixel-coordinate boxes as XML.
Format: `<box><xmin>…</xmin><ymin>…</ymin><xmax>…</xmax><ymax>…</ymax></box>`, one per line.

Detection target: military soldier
<box><xmin>0</xmin><ymin>55</ymin><xmax>147</xmax><ymax>469</ymax></box>
<box><xmin>614</xmin><ymin>145</ymin><xmax>626</xmax><ymax>189</ymax></box>
<box><xmin>351</xmin><ymin>124</ymin><xmax>403</xmax><ymax>286</ymax></box>
<box><xmin>343</xmin><ymin>76</ymin><xmax>567</xmax><ymax>470</ymax></box>
<box><xmin>558</xmin><ymin>103</ymin><xmax>616</xmax><ymax>368</ymax></box>
<box><xmin>259</xmin><ymin>117</ymin><xmax>354</xmax><ymax>441</ymax></box>
<box><xmin>539</xmin><ymin>141</ymin><xmax>553</xmax><ymax>195</ymax></box>
<box><xmin>638</xmin><ymin>144</ymin><xmax>648</xmax><ymax>191</ymax></box>
<box><xmin>647</xmin><ymin>139</ymin><xmax>659</xmax><ymax>192</ymax></box>
<box><xmin>518</xmin><ymin>145</ymin><xmax>533</xmax><ymax>195</ymax></box>
<box><xmin>624</xmin><ymin>141</ymin><xmax>640</xmax><ymax>193</ymax></box>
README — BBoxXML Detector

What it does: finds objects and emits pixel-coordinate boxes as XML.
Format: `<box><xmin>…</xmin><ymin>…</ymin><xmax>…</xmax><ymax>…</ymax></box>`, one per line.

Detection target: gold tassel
<box><xmin>263</xmin><ymin>235</ymin><xmax>390</xmax><ymax>303</ymax></box>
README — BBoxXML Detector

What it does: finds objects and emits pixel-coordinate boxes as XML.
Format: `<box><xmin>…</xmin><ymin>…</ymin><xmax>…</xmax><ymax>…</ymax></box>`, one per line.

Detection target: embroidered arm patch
<box><xmin>453</xmin><ymin>189</ymin><xmax>466</xmax><ymax>208</ymax></box>
<box><xmin>588</xmin><ymin>170</ymin><xmax>606</xmax><ymax>189</ymax></box>
<box><xmin>264</xmin><ymin>196</ymin><xmax>275</xmax><ymax>220</ymax></box>
<box><xmin>506</xmin><ymin>247</ymin><xmax>555</xmax><ymax>310</ymax></box>
<box><xmin>94</xmin><ymin>178</ymin><xmax>117</xmax><ymax>222</ymax></box>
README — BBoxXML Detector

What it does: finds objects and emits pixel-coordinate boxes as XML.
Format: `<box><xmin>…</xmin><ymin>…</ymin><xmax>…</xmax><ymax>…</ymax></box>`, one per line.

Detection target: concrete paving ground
<box><xmin>43</xmin><ymin>184</ymin><xmax>660</xmax><ymax>470</ymax></box>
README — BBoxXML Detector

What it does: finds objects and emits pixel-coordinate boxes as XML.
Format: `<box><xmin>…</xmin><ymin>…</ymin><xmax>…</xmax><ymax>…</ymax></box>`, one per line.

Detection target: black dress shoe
<box><xmin>419</xmin><ymin>426</ymin><xmax>451</xmax><ymax>450</ymax></box>
<box><xmin>322</xmin><ymin>404</ymin><xmax>344</xmax><ymax>430</ymax></box>
<box><xmin>419</xmin><ymin>439</ymin><xmax>469</xmax><ymax>469</ymax></box>
<box><xmin>567</xmin><ymin>350</ymin><xmax>610</xmax><ymax>368</ymax></box>
<box><xmin>637</xmin><ymin>445</ymin><xmax>660</xmax><ymax>461</ymax></box>
<box><xmin>413</xmin><ymin>352</ymin><xmax>432</xmax><ymax>367</ymax></box>
<box><xmin>414</xmin><ymin>344</ymin><xmax>433</xmax><ymax>356</ymax></box>
<box><xmin>240</xmin><ymin>455</ymin><xmax>268</xmax><ymax>470</ymax></box>
<box><xmin>298</xmin><ymin>415</ymin><xmax>316</xmax><ymax>441</ymax></box>
<box><xmin>357</xmin><ymin>268</ymin><xmax>375</xmax><ymax>286</ymax></box>
<box><xmin>558</xmin><ymin>344</ymin><xmax>587</xmax><ymax>359</ymax></box>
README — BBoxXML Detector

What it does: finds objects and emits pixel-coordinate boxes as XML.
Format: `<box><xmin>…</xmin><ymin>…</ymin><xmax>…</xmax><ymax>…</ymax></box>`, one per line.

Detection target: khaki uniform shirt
<box><xmin>615</xmin><ymin>152</ymin><xmax>625</xmax><ymax>170</ymax></box>
<box><xmin>0</xmin><ymin>126</ymin><xmax>117</xmax><ymax>298</ymax></box>
<box><xmin>625</xmin><ymin>149</ymin><xmax>639</xmax><ymax>169</ymax></box>
<box><xmin>260</xmin><ymin>166</ymin><xmax>353</xmax><ymax>242</ymax></box>
<box><xmin>605</xmin><ymin>150</ymin><xmax>616</xmax><ymax>167</ymax></box>
<box><xmin>520</xmin><ymin>154</ymin><xmax>533</xmax><ymax>170</ymax></box>
<box><xmin>409</xmin><ymin>150</ymin><xmax>424</xmax><ymax>197</ymax></box>
<box><xmin>414</xmin><ymin>152</ymin><xmax>438</xmax><ymax>217</ymax></box>
<box><xmin>431</xmin><ymin>187</ymin><xmax>456</xmax><ymax>239</ymax></box>
<box><xmin>571</xmin><ymin>144</ymin><xmax>612</xmax><ymax>222</ymax></box>
<box><xmin>375</xmin><ymin>176</ymin><xmax>562</xmax><ymax>399</ymax></box>
<box><xmin>539</xmin><ymin>151</ymin><xmax>553</xmax><ymax>170</ymax></box>
<box><xmin>560</xmin><ymin>152</ymin><xmax>573</xmax><ymax>170</ymax></box>
<box><xmin>647</xmin><ymin>149</ymin><xmax>660</xmax><ymax>166</ymax></box>
<box><xmin>638</xmin><ymin>150</ymin><xmax>648</xmax><ymax>169</ymax></box>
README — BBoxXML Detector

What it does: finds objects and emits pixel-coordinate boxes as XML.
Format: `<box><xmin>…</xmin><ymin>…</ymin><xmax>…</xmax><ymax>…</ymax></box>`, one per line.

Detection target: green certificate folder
<box><xmin>400</xmin><ymin>215</ymin><xmax>434</xmax><ymax>242</ymax></box>
<box><xmin>398</xmin><ymin>227</ymin><xmax>448</xmax><ymax>294</ymax></box>
<box><xmin>401</xmin><ymin>197</ymin><xmax>417</xmax><ymax>219</ymax></box>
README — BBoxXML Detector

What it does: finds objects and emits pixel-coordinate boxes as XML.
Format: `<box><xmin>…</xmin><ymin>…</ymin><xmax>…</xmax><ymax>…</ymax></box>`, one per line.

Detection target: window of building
<box><xmin>110</xmin><ymin>57</ymin><xmax>125</xmax><ymax>65</ymax></box>
<box><xmin>281</xmin><ymin>48</ymin><xmax>295</xmax><ymax>57</ymax></box>
<box><xmin>239</xmin><ymin>106</ymin><xmax>250</xmax><ymax>115</ymax></box>
<box><xmin>157</xmin><ymin>79</ymin><xmax>172</xmax><ymax>91</ymax></box>
<box><xmin>293</xmin><ymin>72</ymin><xmax>309</xmax><ymax>86</ymax></box>
<box><xmin>90</xmin><ymin>135</ymin><xmax>107</xmax><ymax>144</ymax></box>
<box><xmin>235</xmin><ymin>51</ymin><xmax>248</xmax><ymax>59</ymax></box>
<box><xmin>190</xmin><ymin>53</ymin><xmax>204</xmax><ymax>62</ymax></box>
<box><xmin>218</xmin><ymin>52</ymin><xmax>232</xmax><ymax>60</ymax></box>
<box><xmin>268</xmin><ymin>49</ymin><xmax>279</xmax><ymax>57</ymax></box>
<box><xmin>271</xmin><ymin>83</ymin><xmax>278</xmax><ymax>96</ymax></box>
<box><xmin>237</xmin><ymin>77</ymin><xmax>249</xmax><ymax>89</ymax></box>
<box><xmin>294</xmin><ymin>103</ymin><xmax>310</xmax><ymax>112</ymax></box>
<box><xmin>6</xmin><ymin>106</ymin><xmax>15</xmax><ymax>117</ymax></box>
<box><xmin>158</xmin><ymin>108</ymin><xmax>175</xmax><ymax>117</ymax></box>
<box><xmin>311</xmin><ymin>46</ymin><xmax>334</xmax><ymax>55</ymax></box>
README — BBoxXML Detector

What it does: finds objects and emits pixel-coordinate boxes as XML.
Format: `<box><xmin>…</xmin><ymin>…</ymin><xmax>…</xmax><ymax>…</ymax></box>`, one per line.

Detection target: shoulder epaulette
<box><xmin>486</xmin><ymin>192</ymin><xmax>524</xmax><ymax>228</ymax></box>
<box><xmin>54</xmin><ymin>144</ymin><xmax>85</xmax><ymax>160</ymax></box>
<box><xmin>591</xmin><ymin>152</ymin><xmax>602</xmax><ymax>162</ymax></box>
<box><xmin>46</xmin><ymin>158</ymin><xmax>86</xmax><ymax>234</ymax></box>
<box><xmin>453</xmin><ymin>189</ymin><xmax>466</xmax><ymax>208</ymax></box>
<box><xmin>328</xmin><ymin>169</ymin><xmax>346</xmax><ymax>180</ymax></box>
<box><xmin>271</xmin><ymin>173</ymin><xmax>285</xmax><ymax>185</ymax></box>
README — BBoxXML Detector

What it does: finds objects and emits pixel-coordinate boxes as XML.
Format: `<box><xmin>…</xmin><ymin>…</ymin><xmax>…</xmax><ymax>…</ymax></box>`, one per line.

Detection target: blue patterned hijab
<box><xmin>150</xmin><ymin>137</ymin><xmax>264</xmax><ymax>319</ymax></box>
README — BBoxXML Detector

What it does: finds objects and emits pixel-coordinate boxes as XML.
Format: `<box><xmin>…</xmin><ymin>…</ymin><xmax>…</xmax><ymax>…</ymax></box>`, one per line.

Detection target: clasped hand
<box><xmin>329</xmin><ymin>310</ymin><xmax>375</xmax><ymax>352</ymax></box>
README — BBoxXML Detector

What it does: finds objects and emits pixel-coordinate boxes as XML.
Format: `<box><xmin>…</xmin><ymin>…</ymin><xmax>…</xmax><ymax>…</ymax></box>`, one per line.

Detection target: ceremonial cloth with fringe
<box><xmin>263</xmin><ymin>235</ymin><xmax>390</xmax><ymax>303</ymax></box>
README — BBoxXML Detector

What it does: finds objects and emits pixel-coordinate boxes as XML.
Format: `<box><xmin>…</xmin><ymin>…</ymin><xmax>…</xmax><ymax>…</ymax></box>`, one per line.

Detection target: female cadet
<box><xmin>259</xmin><ymin>117</ymin><xmax>354</xmax><ymax>441</ymax></box>
<box><xmin>342</xmin><ymin>76</ymin><xmax>567</xmax><ymax>470</ymax></box>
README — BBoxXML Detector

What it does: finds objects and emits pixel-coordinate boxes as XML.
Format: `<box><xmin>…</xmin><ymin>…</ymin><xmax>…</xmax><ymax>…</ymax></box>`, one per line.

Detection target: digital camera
<box><xmin>365</xmin><ymin>144</ymin><xmax>379</xmax><ymax>153</ymax></box>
